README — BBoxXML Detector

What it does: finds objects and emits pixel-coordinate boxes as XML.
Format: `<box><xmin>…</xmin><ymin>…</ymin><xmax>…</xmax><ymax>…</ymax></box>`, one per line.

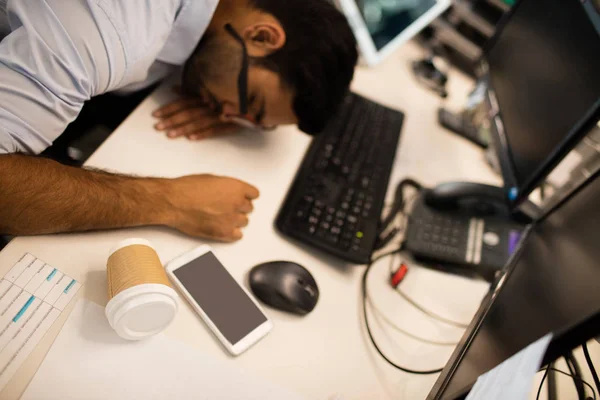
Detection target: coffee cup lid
<box><xmin>109</xmin><ymin>238</ymin><xmax>154</xmax><ymax>257</ymax></box>
<box><xmin>105</xmin><ymin>284</ymin><xmax>178</xmax><ymax>340</ymax></box>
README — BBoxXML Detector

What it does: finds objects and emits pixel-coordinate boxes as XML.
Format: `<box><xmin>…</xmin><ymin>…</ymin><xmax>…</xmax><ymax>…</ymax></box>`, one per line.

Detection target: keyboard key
<box><xmin>340</xmin><ymin>240</ymin><xmax>351</xmax><ymax>250</ymax></box>
<box><xmin>275</xmin><ymin>93</ymin><xmax>404</xmax><ymax>263</ymax></box>
<box><xmin>329</xmin><ymin>237</ymin><xmax>339</xmax><ymax>245</ymax></box>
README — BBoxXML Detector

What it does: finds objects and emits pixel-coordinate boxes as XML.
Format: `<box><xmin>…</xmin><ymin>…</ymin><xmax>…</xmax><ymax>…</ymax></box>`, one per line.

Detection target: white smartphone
<box><xmin>165</xmin><ymin>245</ymin><xmax>272</xmax><ymax>355</ymax></box>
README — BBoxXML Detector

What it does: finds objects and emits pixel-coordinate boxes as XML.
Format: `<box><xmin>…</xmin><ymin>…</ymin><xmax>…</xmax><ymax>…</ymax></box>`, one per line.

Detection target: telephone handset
<box><xmin>404</xmin><ymin>182</ymin><xmax>527</xmax><ymax>282</ymax></box>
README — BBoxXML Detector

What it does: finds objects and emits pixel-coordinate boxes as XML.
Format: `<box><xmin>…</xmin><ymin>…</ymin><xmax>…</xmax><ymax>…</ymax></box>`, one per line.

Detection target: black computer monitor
<box><xmin>427</xmin><ymin>168</ymin><xmax>600</xmax><ymax>400</ymax></box>
<box><xmin>483</xmin><ymin>0</ymin><xmax>600</xmax><ymax>207</ymax></box>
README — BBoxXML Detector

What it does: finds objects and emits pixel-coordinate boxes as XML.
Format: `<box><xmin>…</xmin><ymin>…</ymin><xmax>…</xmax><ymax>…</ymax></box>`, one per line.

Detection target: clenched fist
<box><xmin>162</xmin><ymin>174</ymin><xmax>259</xmax><ymax>241</ymax></box>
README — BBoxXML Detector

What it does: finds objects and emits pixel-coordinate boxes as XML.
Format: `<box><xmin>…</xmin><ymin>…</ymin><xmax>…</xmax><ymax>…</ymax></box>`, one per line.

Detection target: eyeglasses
<box><xmin>183</xmin><ymin>24</ymin><xmax>271</xmax><ymax>131</ymax></box>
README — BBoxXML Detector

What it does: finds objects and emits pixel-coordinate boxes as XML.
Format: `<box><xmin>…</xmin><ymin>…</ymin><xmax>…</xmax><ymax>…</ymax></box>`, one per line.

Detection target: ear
<box><xmin>242</xmin><ymin>23</ymin><xmax>286</xmax><ymax>57</ymax></box>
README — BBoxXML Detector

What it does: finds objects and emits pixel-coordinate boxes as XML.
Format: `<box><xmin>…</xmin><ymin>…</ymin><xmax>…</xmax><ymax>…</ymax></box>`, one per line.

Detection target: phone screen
<box><xmin>173</xmin><ymin>252</ymin><xmax>267</xmax><ymax>345</ymax></box>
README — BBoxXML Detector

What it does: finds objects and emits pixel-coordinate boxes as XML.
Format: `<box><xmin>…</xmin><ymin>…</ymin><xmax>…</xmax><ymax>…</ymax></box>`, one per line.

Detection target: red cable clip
<box><xmin>390</xmin><ymin>263</ymin><xmax>409</xmax><ymax>288</ymax></box>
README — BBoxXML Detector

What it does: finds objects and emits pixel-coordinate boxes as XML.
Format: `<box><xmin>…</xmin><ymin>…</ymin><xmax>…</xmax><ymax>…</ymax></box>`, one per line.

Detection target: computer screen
<box><xmin>357</xmin><ymin>0</ymin><xmax>437</xmax><ymax>50</ymax></box>
<box><xmin>485</xmin><ymin>0</ymin><xmax>600</xmax><ymax>203</ymax></box>
<box><xmin>337</xmin><ymin>0</ymin><xmax>451</xmax><ymax>65</ymax></box>
<box><xmin>428</xmin><ymin>170</ymin><xmax>600</xmax><ymax>400</ymax></box>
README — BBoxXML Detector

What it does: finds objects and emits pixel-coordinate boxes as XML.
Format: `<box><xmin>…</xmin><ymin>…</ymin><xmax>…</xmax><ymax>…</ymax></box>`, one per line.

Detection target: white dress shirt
<box><xmin>0</xmin><ymin>0</ymin><xmax>219</xmax><ymax>154</ymax></box>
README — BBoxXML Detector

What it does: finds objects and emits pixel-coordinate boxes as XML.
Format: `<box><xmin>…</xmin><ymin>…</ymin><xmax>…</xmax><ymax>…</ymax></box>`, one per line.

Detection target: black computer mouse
<box><xmin>248</xmin><ymin>261</ymin><xmax>319</xmax><ymax>315</ymax></box>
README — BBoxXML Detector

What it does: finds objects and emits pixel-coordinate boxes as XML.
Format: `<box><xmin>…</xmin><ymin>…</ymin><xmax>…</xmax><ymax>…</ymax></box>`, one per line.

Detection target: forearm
<box><xmin>0</xmin><ymin>154</ymin><xmax>172</xmax><ymax>235</ymax></box>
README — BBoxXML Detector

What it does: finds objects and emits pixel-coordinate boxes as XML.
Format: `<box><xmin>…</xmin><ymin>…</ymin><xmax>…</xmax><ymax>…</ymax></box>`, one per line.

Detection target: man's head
<box><xmin>182</xmin><ymin>0</ymin><xmax>358</xmax><ymax>134</ymax></box>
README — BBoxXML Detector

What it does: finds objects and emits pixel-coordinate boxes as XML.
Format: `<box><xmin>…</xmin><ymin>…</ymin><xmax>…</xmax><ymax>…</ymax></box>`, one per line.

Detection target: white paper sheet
<box><xmin>22</xmin><ymin>299</ymin><xmax>306</xmax><ymax>400</ymax></box>
<box><xmin>466</xmin><ymin>333</ymin><xmax>553</xmax><ymax>400</ymax></box>
<box><xmin>0</xmin><ymin>253</ymin><xmax>81</xmax><ymax>391</ymax></box>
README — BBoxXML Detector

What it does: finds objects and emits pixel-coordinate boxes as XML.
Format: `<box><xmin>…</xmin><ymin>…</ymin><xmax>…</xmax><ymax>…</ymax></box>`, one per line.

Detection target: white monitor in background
<box><xmin>337</xmin><ymin>0</ymin><xmax>451</xmax><ymax>66</ymax></box>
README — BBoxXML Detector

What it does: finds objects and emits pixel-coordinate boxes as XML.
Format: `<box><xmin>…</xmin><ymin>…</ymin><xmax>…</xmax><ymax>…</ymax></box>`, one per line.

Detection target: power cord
<box><xmin>583</xmin><ymin>343</ymin><xmax>600</xmax><ymax>396</ymax></box>
<box><xmin>566</xmin><ymin>352</ymin><xmax>587</xmax><ymax>400</ymax></box>
<box><xmin>394</xmin><ymin>289</ymin><xmax>470</xmax><ymax>329</ymax></box>
<box><xmin>375</xmin><ymin>179</ymin><xmax>422</xmax><ymax>250</ymax></box>
<box><xmin>387</xmin><ymin>254</ymin><xmax>470</xmax><ymax>329</ymax></box>
<box><xmin>536</xmin><ymin>367</ymin><xmax>551</xmax><ymax>400</ymax></box>
<box><xmin>536</xmin><ymin>367</ymin><xmax>596</xmax><ymax>400</ymax></box>
<box><xmin>361</xmin><ymin>249</ymin><xmax>444</xmax><ymax>375</ymax></box>
<box><xmin>365</xmin><ymin>289</ymin><xmax>459</xmax><ymax>347</ymax></box>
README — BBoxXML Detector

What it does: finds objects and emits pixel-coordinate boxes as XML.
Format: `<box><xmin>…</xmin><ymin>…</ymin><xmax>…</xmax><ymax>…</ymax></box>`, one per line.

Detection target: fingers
<box><xmin>215</xmin><ymin>226</ymin><xmax>244</xmax><ymax>243</ymax></box>
<box><xmin>237</xmin><ymin>199</ymin><xmax>254</xmax><ymax>213</ymax></box>
<box><xmin>155</xmin><ymin>109</ymin><xmax>215</xmax><ymax>136</ymax></box>
<box><xmin>232</xmin><ymin>228</ymin><xmax>243</xmax><ymax>241</ymax></box>
<box><xmin>186</xmin><ymin>123</ymin><xmax>239</xmax><ymax>141</ymax></box>
<box><xmin>235</xmin><ymin>214</ymin><xmax>249</xmax><ymax>228</ymax></box>
<box><xmin>244</xmin><ymin>184</ymin><xmax>260</xmax><ymax>200</ymax></box>
<box><xmin>152</xmin><ymin>98</ymin><xmax>205</xmax><ymax>119</ymax></box>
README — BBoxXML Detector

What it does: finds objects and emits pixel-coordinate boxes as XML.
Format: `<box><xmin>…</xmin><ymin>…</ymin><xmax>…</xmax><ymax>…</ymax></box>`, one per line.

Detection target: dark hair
<box><xmin>249</xmin><ymin>0</ymin><xmax>358</xmax><ymax>134</ymax></box>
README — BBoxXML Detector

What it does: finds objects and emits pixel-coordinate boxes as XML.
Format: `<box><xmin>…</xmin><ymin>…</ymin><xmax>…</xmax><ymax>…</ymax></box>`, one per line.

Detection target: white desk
<box><xmin>0</xmin><ymin>41</ymin><xmax>529</xmax><ymax>399</ymax></box>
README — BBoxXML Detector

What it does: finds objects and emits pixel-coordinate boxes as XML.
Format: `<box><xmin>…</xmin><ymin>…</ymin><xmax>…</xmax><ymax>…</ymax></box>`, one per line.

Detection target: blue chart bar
<box><xmin>13</xmin><ymin>295</ymin><xmax>35</xmax><ymax>323</ymax></box>
<box><xmin>46</xmin><ymin>269</ymin><xmax>57</xmax><ymax>281</ymax></box>
<box><xmin>64</xmin><ymin>279</ymin><xmax>76</xmax><ymax>294</ymax></box>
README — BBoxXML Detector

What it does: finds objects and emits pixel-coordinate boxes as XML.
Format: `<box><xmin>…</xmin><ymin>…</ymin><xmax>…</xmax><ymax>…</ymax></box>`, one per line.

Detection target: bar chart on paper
<box><xmin>0</xmin><ymin>253</ymin><xmax>81</xmax><ymax>391</ymax></box>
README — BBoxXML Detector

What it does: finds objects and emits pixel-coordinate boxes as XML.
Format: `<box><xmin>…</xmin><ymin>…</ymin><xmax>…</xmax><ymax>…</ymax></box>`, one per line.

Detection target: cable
<box><xmin>549</xmin><ymin>368</ymin><xmax>596</xmax><ymax>400</ymax></box>
<box><xmin>537</xmin><ymin>367</ymin><xmax>597</xmax><ymax>400</ymax></box>
<box><xmin>547</xmin><ymin>362</ymin><xmax>558</xmax><ymax>400</ymax></box>
<box><xmin>566</xmin><ymin>352</ymin><xmax>587</xmax><ymax>400</ymax></box>
<box><xmin>583</xmin><ymin>343</ymin><xmax>600</xmax><ymax>396</ymax></box>
<box><xmin>387</xmin><ymin>254</ymin><xmax>470</xmax><ymax>329</ymax></box>
<box><xmin>365</xmin><ymin>294</ymin><xmax>459</xmax><ymax>346</ymax></box>
<box><xmin>376</xmin><ymin>178</ymin><xmax>422</xmax><ymax>244</ymax></box>
<box><xmin>394</xmin><ymin>289</ymin><xmax>470</xmax><ymax>329</ymax></box>
<box><xmin>536</xmin><ymin>367</ymin><xmax>550</xmax><ymax>400</ymax></box>
<box><xmin>361</xmin><ymin>249</ymin><xmax>444</xmax><ymax>374</ymax></box>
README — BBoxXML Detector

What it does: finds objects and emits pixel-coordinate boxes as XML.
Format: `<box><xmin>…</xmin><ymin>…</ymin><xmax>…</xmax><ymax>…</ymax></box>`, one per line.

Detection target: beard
<box><xmin>182</xmin><ymin>32</ymin><xmax>242</xmax><ymax>97</ymax></box>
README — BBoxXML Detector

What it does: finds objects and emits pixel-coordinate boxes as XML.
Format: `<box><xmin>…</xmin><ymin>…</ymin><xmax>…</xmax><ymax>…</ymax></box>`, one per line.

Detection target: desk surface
<box><xmin>1</xmin><ymin>41</ymin><xmax>504</xmax><ymax>400</ymax></box>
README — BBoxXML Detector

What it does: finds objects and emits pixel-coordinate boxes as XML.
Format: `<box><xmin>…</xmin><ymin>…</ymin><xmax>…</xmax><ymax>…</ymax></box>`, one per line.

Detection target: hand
<box><xmin>153</xmin><ymin>96</ymin><xmax>239</xmax><ymax>141</ymax></box>
<box><xmin>163</xmin><ymin>174</ymin><xmax>259</xmax><ymax>241</ymax></box>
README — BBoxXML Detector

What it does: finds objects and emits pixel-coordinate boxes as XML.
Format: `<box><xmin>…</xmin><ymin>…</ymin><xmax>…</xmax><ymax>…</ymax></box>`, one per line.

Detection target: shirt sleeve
<box><xmin>0</xmin><ymin>0</ymin><xmax>127</xmax><ymax>154</ymax></box>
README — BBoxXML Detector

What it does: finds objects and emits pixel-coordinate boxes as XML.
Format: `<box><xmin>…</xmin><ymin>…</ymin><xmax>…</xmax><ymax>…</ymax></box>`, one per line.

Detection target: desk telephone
<box><xmin>404</xmin><ymin>182</ymin><xmax>529</xmax><ymax>281</ymax></box>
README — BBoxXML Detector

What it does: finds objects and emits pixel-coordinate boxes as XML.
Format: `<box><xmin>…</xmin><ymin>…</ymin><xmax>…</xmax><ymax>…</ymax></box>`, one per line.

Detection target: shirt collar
<box><xmin>156</xmin><ymin>0</ymin><xmax>220</xmax><ymax>65</ymax></box>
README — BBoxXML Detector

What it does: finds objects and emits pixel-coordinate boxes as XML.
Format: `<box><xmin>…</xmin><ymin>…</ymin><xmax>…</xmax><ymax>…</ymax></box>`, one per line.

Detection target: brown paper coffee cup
<box><xmin>105</xmin><ymin>238</ymin><xmax>178</xmax><ymax>341</ymax></box>
<box><xmin>107</xmin><ymin>240</ymin><xmax>172</xmax><ymax>299</ymax></box>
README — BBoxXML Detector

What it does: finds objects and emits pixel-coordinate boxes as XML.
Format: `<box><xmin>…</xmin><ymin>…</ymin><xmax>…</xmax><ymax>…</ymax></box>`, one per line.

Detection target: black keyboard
<box><xmin>276</xmin><ymin>93</ymin><xmax>405</xmax><ymax>264</ymax></box>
